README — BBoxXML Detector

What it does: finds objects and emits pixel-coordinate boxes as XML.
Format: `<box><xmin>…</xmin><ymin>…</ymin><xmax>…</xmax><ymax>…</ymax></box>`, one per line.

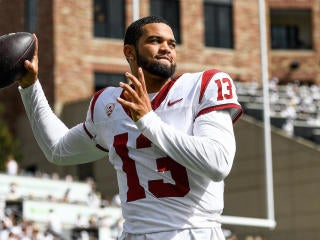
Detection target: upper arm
<box><xmin>193</xmin><ymin>110</ymin><xmax>236</xmax><ymax>180</ymax></box>
<box><xmin>196</xmin><ymin>70</ymin><xmax>242</xmax><ymax>123</ymax></box>
<box><xmin>50</xmin><ymin>123</ymin><xmax>106</xmax><ymax>165</ymax></box>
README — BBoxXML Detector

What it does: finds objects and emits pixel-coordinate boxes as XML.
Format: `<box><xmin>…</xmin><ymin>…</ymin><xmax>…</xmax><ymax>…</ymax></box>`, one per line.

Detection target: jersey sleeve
<box><xmin>82</xmin><ymin>89</ymin><xmax>109</xmax><ymax>153</ymax></box>
<box><xmin>19</xmin><ymin>80</ymin><xmax>106</xmax><ymax>165</ymax></box>
<box><xmin>134</xmin><ymin>70</ymin><xmax>242</xmax><ymax>181</ymax></box>
<box><xmin>136</xmin><ymin>110</ymin><xmax>236</xmax><ymax>182</ymax></box>
<box><xmin>196</xmin><ymin>70</ymin><xmax>242</xmax><ymax>123</ymax></box>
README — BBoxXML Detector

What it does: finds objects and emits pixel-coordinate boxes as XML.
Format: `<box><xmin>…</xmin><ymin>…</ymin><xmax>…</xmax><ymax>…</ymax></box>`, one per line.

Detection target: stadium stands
<box><xmin>0</xmin><ymin>173</ymin><xmax>91</xmax><ymax>203</ymax></box>
<box><xmin>0</xmin><ymin>173</ymin><xmax>122</xmax><ymax>240</ymax></box>
<box><xmin>235</xmin><ymin>79</ymin><xmax>320</xmax><ymax>144</ymax></box>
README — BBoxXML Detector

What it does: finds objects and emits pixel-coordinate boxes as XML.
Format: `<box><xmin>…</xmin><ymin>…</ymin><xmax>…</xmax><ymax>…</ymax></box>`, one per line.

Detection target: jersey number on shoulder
<box><xmin>114</xmin><ymin>133</ymin><xmax>190</xmax><ymax>202</ymax></box>
<box><xmin>215</xmin><ymin>78</ymin><xmax>233</xmax><ymax>101</ymax></box>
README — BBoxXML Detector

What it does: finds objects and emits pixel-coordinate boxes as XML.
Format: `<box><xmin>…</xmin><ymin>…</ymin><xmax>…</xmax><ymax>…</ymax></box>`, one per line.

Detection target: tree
<box><xmin>0</xmin><ymin>103</ymin><xmax>20</xmax><ymax>171</ymax></box>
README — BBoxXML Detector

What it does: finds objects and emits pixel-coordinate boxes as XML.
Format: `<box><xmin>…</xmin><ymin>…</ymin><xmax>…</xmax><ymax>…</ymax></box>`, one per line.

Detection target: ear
<box><xmin>123</xmin><ymin>45</ymin><xmax>135</xmax><ymax>62</ymax></box>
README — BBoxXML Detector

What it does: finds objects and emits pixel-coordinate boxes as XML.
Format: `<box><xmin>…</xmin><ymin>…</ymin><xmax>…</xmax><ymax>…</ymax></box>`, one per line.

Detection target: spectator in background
<box><xmin>51</xmin><ymin>172</ymin><xmax>60</xmax><ymax>180</ymax></box>
<box><xmin>75</xmin><ymin>214</ymin><xmax>88</xmax><ymax>228</ymax></box>
<box><xmin>62</xmin><ymin>188</ymin><xmax>71</xmax><ymax>203</ymax></box>
<box><xmin>46</xmin><ymin>209</ymin><xmax>62</xmax><ymax>239</ymax></box>
<box><xmin>6</xmin><ymin>182</ymin><xmax>21</xmax><ymax>200</ymax></box>
<box><xmin>65</xmin><ymin>174</ymin><xmax>73</xmax><ymax>182</ymax></box>
<box><xmin>86</xmin><ymin>181</ymin><xmax>101</xmax><ymax>208</ymax></box>
<box><xmin>31</xmin><ymin>224</ymin><xmax>44</xmax><ymax>240</ymax></box>
<box><xmin>0</xmin><ymin>218</ymin><xmax>10</xmax><ymax>240</ymax></box>
<box><xmin>5</xmin><ymin>155</ymin><xmax>18</xmax><ymax>175</ymax></box>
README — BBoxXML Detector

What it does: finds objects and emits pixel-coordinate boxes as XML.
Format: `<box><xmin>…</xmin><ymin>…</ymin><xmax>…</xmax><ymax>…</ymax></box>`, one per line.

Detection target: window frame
<box><xmin>93</xmin><ymin>0</ymin><xmax>125</xmax><ymax>39</ymax></box>
<box><xmin>204</xmin><ymin>0</ymin><xmax>234</xmax><ymax>49</ymax></box>
<box><xmin>149</xmin><ymin>0</ymin><xmax>181</xmax><ymax>44</ymax></box>
<box><xmin>270</xmin><ymin>8</ymin><xmax>313</xmax><ymax>50</ymax></box>
<box><xmin>25</xmin><ymin>0</ymin><xmax>37</xmax><ymax>33</ymax></box>
<box><xmin>94</xmin><ymin>72</ymin><xmax>126</xmax><ymax>92</ymax></box>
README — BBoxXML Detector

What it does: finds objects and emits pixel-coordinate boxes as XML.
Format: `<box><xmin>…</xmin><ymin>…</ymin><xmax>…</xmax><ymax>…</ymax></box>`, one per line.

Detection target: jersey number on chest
<box><xmin>114</xmin><ymin>133</ymin><xmax>190</xmax><ymax>202</ymax></box>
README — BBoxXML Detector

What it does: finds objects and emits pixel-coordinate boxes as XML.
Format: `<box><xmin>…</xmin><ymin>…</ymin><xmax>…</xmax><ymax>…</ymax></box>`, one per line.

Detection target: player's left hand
<box><xmin>117</xmin><ymin>67</ymin><xmax>152</xmax><ymax>122</ymax></box>
<box><xmin>17</xmin><ymin>34</ymin><xmax>39</xmax><ymax>88</ymax></box>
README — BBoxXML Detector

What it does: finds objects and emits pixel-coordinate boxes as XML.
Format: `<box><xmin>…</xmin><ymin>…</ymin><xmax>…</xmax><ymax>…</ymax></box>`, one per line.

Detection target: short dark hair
<box><xmin>124</xmin><ymin>16</ymin><xmax>172</xmax><ymax>46</ymax></box>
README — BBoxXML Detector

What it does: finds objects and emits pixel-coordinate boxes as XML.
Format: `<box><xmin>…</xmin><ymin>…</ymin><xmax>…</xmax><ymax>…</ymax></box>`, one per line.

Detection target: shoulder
<box><xmin>88</xmin><ymin>86</ymin><xmax>122</xmax><ymax>123</ymax></box>
<box><xmin>175</xmin><ymin>69</ymin><xmax>227</xmax><ymax>86</ymax></box>
<box><xmin>195</xmin><ymin>70</ymin><xmax>242</xmax><ymax>122</ymax></box>
<box><xmin>177</xmin><ymin>69</ymin><xmax>242</xmax><ymax>122</ymax></box>
<box><xmin>174</xmin><ymin>69</ymin><xmax>231</xmax><ymax>99</ymax></box>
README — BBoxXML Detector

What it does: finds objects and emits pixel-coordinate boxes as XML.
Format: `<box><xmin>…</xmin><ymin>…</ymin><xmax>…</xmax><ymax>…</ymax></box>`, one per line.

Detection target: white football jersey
<box><xmin>83</xmin><ymin>69</ymin><xmax>242</xmax><ymax>234</ymax></box>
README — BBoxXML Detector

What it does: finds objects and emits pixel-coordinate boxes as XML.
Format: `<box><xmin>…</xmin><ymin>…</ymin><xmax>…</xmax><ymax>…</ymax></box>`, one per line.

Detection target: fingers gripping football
<box><xmin>17</xmin><ymin>34</ymin><xmax>39</xmax><ymax>88</ymax></box>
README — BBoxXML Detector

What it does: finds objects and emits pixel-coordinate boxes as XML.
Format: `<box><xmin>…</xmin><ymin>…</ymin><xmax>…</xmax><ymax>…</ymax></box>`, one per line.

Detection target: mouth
<box><xmin>156</xmin><ymin>55</ymin><xmax>173</xmax><ymax>63</ymax></box>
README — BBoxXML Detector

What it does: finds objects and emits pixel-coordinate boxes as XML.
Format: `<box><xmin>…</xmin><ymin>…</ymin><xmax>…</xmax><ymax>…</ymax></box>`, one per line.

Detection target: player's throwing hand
<box><xmin>17</xmin><ymin>34</ymin><xmax>39</xmax><ymax>89</ymax></box>
<box><xmin>117</xmin><ymin>67</ymin><xmax>152</xmax><ymax>122</ymax></box>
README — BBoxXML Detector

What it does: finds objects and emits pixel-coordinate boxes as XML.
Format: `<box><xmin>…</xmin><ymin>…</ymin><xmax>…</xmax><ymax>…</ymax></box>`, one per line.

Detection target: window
<box><xmin>25</xmin><ymin>0</ymin><xmax>37</xmax><ymax>32</ymax></box>
<box><xmin>204</xmin><ymin>0</ymin><xmax>234</xmax><ymax>48</ymax></box>
<box><xmin>94</xmin><ymin>0</ymin><xmax>125</xmax><ymax>38</ymax></box>
<box><xmin>94</xmin><ymin>72</ymin><xmax>126</xmax><ymax>92</ymax></box>
<box><xmin>150</xmin><ymin>0</ymin><xmax>181</xmax><ymax>43</ymax></box>
<box><xmin>270</xmin><ymin>9</ymin><xmax>312</xmax><ymax>50</ymax></box>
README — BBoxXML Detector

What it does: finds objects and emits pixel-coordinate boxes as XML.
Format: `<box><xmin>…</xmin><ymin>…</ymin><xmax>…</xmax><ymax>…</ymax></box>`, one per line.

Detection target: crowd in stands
<box><xmin>0</xmin><ymin>165</ymin><xmax>270</xmax><ymax>240</ymax></box>
<box><xmin>0</xmin><ymin>163</ymin><xmax>123</xmax><ymax>240</ymax></box>
<box><xmin>1</xmin><ymin>213</ymin><xmax>53</xmax><ymax>240</ymax></box>
<box><xmin>0</xmin><ymin>168</ymin><xmax>269</xmax><ymax>240</ymax></box>
<box><xmin>235</xmin><ymin>77</ymin><xmax>320</xmax><ymax>144</ymax></box>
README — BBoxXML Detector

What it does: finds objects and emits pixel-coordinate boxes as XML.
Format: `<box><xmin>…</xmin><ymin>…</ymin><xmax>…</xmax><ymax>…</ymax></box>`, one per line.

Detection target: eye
<box><xmin>149</xmin><ymin>37</ymin><xmax>160</xmax><ymax>44</ymax></box>
<box><xmin>169</xmin><ymin>41</ymin><xmax>176</xmax><ymax>49</ymax></box>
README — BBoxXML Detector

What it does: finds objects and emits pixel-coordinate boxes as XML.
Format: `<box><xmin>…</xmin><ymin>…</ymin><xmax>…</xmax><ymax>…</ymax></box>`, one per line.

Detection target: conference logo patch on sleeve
<box><xmin>105</xmin><ymin>103</ymin><xmax>115</xmax><ymax>117</ymax></box>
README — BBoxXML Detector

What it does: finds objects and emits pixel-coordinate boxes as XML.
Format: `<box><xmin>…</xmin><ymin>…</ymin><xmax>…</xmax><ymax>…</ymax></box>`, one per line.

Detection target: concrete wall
<box><xmin>224</xmin><ymin>115</ymin><xmax>320</xmax><ymax>239</ymax></box>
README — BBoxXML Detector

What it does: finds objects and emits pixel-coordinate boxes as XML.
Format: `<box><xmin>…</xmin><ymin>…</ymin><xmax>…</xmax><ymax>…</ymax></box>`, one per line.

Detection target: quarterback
<box><xmin>18</xmin><ymin>16</ymin><xmax>242</xmax><ymax>240</ymax></box>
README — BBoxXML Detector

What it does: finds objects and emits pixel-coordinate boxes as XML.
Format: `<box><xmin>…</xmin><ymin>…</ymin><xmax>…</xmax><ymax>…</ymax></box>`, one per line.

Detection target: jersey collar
<box><xmin>121</xmin><ymin>76</ymin><xmax>180</xmax><ymax>119</ymax></box>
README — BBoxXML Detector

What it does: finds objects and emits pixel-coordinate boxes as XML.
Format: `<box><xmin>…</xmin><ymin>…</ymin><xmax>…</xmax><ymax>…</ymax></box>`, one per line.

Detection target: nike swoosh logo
<box><xmin>168</xmin><ymin>98</ymin><xmax>183</xmax><ymax>106</ymax></box>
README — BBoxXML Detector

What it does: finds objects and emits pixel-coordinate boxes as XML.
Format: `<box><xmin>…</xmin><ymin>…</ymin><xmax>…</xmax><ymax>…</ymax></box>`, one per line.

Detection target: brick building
<box><xmin>1</xmin><ymin>0</ymin><xmax>319</xmax><ymax>116</ymax></box>
<box><xmin>1</xmin><ymin>1</ymin><xmax>320</xmax><ymax>238</ymax></box>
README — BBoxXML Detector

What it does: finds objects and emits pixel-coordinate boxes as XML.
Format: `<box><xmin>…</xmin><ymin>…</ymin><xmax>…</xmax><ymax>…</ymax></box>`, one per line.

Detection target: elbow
<box><xmin>210</xmin><ymin>166</ymin><xmax>231</xmax><ymax>182</ymax></box>
<box><xmin>208</xmin><ymin>141</ymin><xmax>235</xmax><ymax>182</ymax></box>
<box><xmin>47</xmin><ymin>154</ymin><xmax>68</xmax><ymax>166</ymax></box>
<box><xmin>206</xmin><ymin>149</ymin><xmax>235</xmax><ymax>182</ymax></box>
<box><xmin>46</xmin><ymin>147</ymin><xmax>72</xmax><ymax>166</ymax></box>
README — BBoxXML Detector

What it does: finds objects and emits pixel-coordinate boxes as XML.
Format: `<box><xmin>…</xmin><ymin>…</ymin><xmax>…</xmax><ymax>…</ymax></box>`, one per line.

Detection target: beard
<box><xmin>136</xmin><ymin>51</ymin><xmax>176</xmax><ymax>79</ymax></box>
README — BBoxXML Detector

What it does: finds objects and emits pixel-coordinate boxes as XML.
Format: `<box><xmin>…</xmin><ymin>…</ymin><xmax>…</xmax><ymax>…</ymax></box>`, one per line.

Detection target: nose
<box><xmin>159</xmin><ymin>41</ymin><xmax>171</xmax><ymax>53</ymax></box>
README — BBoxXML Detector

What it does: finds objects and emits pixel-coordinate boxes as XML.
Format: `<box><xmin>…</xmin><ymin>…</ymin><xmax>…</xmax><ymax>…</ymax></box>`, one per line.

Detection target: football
<box><xmin>0</xmin><ymin>32</ymin><xmax>36</xmax><ymax>88</ymax></box>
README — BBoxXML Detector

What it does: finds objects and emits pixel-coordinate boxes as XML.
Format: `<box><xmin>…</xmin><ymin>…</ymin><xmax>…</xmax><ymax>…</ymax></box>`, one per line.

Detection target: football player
<box><xmin>18</xmin><ymin>16</ymin><xmax>242</xmax><ymax>240</ymax></box>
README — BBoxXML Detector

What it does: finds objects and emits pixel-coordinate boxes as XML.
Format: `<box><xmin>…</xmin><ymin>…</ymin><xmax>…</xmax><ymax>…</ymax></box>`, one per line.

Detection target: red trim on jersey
<box><xmin>90</xmin><ymin>88</ymin><xmax>105</xmax><ymax>123</ymax></box>
<box><xmin>196</xmin><ymin>104</ymin><xmax>243</xmax><ymax>124</ymax></box>
<box><xmin>151</xmin><ymin>77</ymin><xmax>178</xmax><ymax>109</ymax></box>
<box><xmin>96</xmin><ymin>144</ymin><xmax>108</xmax><ymax>152</ymax></box>
<box><xmin>199</xmin><ymin>69</ymin><xmax>220</xmax><ymax>104</ymax></box>
<box><xmin>120</xmin><ymin>76</ymin><xmax>180</xmax><ymax>119</ymax></box>
<box><xmin>83</xmin><ymin>123</ymin><xmax>109</xmax><ymax>152</ymax></box>
<box><xmin>83</xmin><ymin>122</ymin><xmax>93</xmax><ymax>139</ymax></box>
<box><xmin>232</xmin><ymin>108</ymin><xmax>243</xmax><ymax>123</ymax></box>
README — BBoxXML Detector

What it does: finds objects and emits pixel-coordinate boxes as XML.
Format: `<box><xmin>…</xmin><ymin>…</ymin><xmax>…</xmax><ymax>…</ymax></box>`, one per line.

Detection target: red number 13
<box><xmin>215</xmin><ymin>78</ymin><xmax>233</xmax><ymax>101</ymax></box>
<box><xmin>114</xmin><ymin>133</ymin><xmax>190</xmax><ymax>202</ymax></box>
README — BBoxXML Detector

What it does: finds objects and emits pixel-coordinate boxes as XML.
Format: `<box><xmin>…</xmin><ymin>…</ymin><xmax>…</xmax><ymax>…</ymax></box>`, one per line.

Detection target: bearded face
<box><xmin>136</xmin><ymin>48</ymin><xmax>176</xmax><ymax>79</ymax></box>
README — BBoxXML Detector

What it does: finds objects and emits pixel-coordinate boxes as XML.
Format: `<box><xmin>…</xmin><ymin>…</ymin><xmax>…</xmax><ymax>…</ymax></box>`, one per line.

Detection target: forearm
<box><xmin>136</xmin><ymin>110</ymin><xmax>236</xmax><ymax>181</ymax></box>
<box><xmin>19</xmin><ymin>81</ymin><xmax>105</xmax><ymax>165</ymax></box>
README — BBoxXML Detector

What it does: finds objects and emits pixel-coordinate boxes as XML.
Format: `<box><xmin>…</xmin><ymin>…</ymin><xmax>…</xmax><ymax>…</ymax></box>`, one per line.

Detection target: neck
<box><xmin>145</xmin><ymin>76</ymin><xmax>171</xmax><ymax>93</ymax></box>
<box><xmin>130</xmin><ymin>65</ymin><xmax>172</xmax><ymax>93</ymax></box>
